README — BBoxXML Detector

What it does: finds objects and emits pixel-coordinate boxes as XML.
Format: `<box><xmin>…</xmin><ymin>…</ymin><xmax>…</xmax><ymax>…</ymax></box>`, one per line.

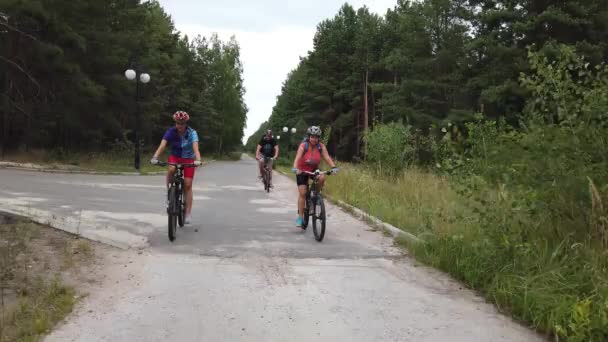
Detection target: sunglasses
<box><xmin>175</xmin><ymin>121</ymin><xmax>187</xmax><ymax>126</ymax></box>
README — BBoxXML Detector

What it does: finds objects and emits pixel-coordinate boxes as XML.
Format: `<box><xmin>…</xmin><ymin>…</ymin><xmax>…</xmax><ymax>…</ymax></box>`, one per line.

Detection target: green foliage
<box><xmin>521</xmin><ymin>44</ymin><xmax>608</xmax><ymax>127</ymax></box>
<box><xmin>247</xmin><ymin>0</ymin><xmax>608</xmax><ymax>163</ymax></box>
<box><xmin>326</xmin><ymin>42</ymin><xmax>608</xmax><ymax>341</ymax></box>
<box><xmin>205</xmin><ymin>1</ymin><xmax>608</xmax><ymax>340</ymax></box>
<box><xmin>415</xmin><ymin>45</ymin><xmax>608</xmax><ymax>341</ymax></box>
<box><xmin>1</xmin><ymin>0</ymin><xmax>246</xmax><ymax>155</ymax></box>
<box><xmin>364</xmin><ymin>121</ymin><xmax>412</xmax><ymax>174</ymax></box>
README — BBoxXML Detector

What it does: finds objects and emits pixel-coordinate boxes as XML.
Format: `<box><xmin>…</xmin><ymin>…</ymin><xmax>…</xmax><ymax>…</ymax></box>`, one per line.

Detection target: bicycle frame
<box><xmin>301</xmin><ymin>169</ymin><xmax>332</xmax><ymax>196</ymax></box>
<box><xmin>300</xmin><ymin>169</ymin><xmax>333</xmax><ymax>241</ymax></box>
<box><xmin>153</xmin><ymin>161</ymin><xmax>200</xmax><ymax>241</ymax></box>
<box><xmin>262</xmin><ymin>157</ymin><xmax>273</xmax><ymax>172</ymax></box>
<box><xmin>157</xmin><ymin>162</ymin><xmax>198</xmax><ymax>208</ymax></box>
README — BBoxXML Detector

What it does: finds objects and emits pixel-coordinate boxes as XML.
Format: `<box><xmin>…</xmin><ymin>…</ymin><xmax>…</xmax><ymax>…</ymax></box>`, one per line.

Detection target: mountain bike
<box><xmin>300</xmin><ymin>169</ymin><xmax>336</xmax><ymax>242</ymax></box>
<box><xmin>153</xmin><ymin>161</ymin><xmax>199</xmax><ymax>242</ymax></box>
<box><xmin>261</xmin><ymin>157</ymin><xmax>274</xmax><ymax>192</ymax></box>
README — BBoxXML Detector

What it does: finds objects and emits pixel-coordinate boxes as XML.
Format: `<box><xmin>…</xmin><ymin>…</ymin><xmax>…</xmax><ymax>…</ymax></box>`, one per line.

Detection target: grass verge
<box><xmin>1</xmin><ymin>149</ymin><xmax>241</xmax><ymax>174</ymax></box>
<box><xmin>319</xmin><ymin>163</ymin><xmax>607</xmax><ymax>341</ymax></box>
<box><xmin>0</xmin><ymin>215</ymin><xmax>94</xmax><ymax>342</ymax></box>
<box><xmin>323</xmin><ymin>164</ymin><xmax>467</xmax><ymax>236</ymax></box>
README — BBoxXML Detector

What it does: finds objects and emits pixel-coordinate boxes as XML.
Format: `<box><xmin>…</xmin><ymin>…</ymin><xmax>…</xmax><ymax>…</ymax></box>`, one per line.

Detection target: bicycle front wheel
<box><xmin>263</xmin><ymin>169</ymin><xmax>270</xmax><ymax>192</ymax></box>
<box><xmin>178</xmin><ymin>186</ymin><xmax>185</xmax><ymax>228</ymax></box>
<box><xmin>168</xmin><ymin>185</ymin><xmax>177</xmax><ymax>242</ymax></box>
<box><xmin>312</xmin><ymin>195</ymin><xmax>326</xmax><ymax>242</ymax></box>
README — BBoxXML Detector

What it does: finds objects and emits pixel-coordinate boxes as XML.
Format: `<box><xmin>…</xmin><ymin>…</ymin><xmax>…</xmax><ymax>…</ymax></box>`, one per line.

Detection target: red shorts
<box><xmin>168</xmin><ymin>156</ymin><xmax>196</xmax><ymax>178</ymax></box>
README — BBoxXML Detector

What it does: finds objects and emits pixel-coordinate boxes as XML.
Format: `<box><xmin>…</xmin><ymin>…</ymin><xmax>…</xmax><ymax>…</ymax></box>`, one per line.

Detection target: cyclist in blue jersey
<box><xmin>150</xmin><ymin>111</ymin><xmax>202</xmax><ymax>224</ymax></box>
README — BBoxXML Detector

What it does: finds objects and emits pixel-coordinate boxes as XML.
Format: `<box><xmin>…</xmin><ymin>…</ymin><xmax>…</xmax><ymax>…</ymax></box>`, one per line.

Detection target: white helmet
<box><xmin>307</xmin><ymin>126</ymin><xmax>322</xmax><ymax>136</ymax></box>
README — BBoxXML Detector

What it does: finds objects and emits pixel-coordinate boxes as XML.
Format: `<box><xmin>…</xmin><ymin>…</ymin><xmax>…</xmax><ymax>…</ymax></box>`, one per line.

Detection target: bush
<box><xmin>415</xmin><ymin>44</ymin><xmax>608</xmax><ymax>341</ymax></box>
<box><xmin>364</xmin><ymin>121</ymin><xmax>413</xmax><ymax>175</ymax></box>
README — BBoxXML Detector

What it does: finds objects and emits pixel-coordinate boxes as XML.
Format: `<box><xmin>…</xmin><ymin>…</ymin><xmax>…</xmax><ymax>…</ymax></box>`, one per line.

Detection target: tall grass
<box><xmin>409</xmin><ymin>176</ymin><xmax>608</xmax><ymax>341</ymax></box>
<box><xmin>326</xmin><ymin>161</ymin><xmax>608</xmax><ymax>341</ymax></box>
<box><xmin>325</xmin><ymin>164</ymin><xmax>467</xmax><ymax>236</ymax></box>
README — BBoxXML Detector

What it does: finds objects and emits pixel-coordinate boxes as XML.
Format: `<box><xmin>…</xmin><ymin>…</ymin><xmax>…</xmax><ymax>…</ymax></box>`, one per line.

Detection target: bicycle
<box><xmin>152</xmin><ymin>161</ymin><xmax>200</xmax><ymax>242</ymax></box>
<box><xmin>260</xmin><ymin>157</ymin><xmax>274</xmax><ymax>193</ymax></box>
<box><xmin>298</xmin><ymin>169</ymin><xmax>336</xmax><ymax>242</ymax></box>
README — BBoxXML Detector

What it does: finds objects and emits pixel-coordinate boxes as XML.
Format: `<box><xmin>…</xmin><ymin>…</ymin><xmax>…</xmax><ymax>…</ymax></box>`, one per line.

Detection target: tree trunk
<box><xmin>355</xmin><ymin>109</ymin><xmax>360</xmax><ymax>158</ymax></box>
<box><xmin>25</xmin><ymin>109</ymin><xmax>31</xmax><ymax>152</ymax></box>
<box><xmin>370</xmin><ymin>83</ymin><xmax>376</xmax><ymax>128</ymax></box>
<box><xmin>363</xmin><ymin>69</ymin><xmax>369</xmax><ymax>160</ymax></box>
<box><xmin>217</xmin><ymin>117</ymin><xmax>225</xmax><ymax>154</ymax></box>
<box><xmin>1</xmin><ymin>88</ymin><xmax>8</xmax><ymax>158</ymax></box>
<box><xmin>1</xmin><ymin>21</ymin><xmax>13</xmax><ymax>157</ymax></box>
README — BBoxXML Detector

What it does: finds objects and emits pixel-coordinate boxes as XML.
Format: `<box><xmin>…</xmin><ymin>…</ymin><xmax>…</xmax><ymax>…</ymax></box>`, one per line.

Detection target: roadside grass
<box><xmin>323</xmin><ymin>164</ymin><xmax>467</xmax><ymax>237</ymax></box>
<box><xmin>1</xmin><ymin>149</ymin><xmax>241</xmax><ymax>173</ymax></box>
<box><xmin>319</xmin><ymin>162</ymin><xmax>608</xmax><ymax>341</ymax></box>
<box><xmin>0</xmin><ymin>216</ymin><xmax>94</xmax><ymax>342</ymax></box>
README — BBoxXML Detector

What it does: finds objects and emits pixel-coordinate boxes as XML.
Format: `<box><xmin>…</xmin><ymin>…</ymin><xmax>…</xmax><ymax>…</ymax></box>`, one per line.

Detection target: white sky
<box><xmin>157</xmin><ymin>0</ymin><xmax>396</xmax><ymax>142</ymax></box>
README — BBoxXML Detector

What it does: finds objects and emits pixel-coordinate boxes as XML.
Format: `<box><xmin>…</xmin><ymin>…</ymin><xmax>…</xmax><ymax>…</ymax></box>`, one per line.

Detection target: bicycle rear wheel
<box><xmin>168</xmin><ymin>185</ymin><xmax>177</xmax><ymax>242</ymax></box>
<box><xmin>312</xmin><ymin>195</ymin><xmax>326</xmax><ymax>242</ymax></box>
<box><xmin>261</xmin><ymin>164</ymin><xmax>268</xmax><ymax>192</ymax></box>
<box><xmin>301</xmin><ymin>191</ymin><xmax>310</xmax><ymax>229</ymax></box>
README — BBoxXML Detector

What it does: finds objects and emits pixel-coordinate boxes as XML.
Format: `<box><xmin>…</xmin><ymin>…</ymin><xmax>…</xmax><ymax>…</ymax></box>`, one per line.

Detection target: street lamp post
<box><xmin>124</xmin><ymin>67</ymin><xmax>150</xmax><ymax>171</ymax></box>
<box><xmin>282</xmin><ymin>126</ymin><xmax>297</xmax><ymax>151</ymax></box>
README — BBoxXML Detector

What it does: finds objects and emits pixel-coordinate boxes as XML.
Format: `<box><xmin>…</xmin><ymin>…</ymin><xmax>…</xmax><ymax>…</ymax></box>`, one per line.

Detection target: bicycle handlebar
<box><xmin>152</xmin><ymin>161</ymin><xmax>201</xmax><ymax>168</ymax></box>
<box><xmin>300</xmin><ymin>169</ymin><xmax>336</xmax><ymax>176</ymax></box>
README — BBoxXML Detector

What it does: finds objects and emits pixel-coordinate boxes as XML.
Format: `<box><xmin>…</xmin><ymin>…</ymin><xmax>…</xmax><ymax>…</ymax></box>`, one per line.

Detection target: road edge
<box><xmin>273</xmin><ymin>168</ymin><xmax>423</xmax><ymax>245</ymax></box>
<box><xmin>0</xmin><ymin>160</ymin><xmax>216</xmax><ymax>176</ymax></box>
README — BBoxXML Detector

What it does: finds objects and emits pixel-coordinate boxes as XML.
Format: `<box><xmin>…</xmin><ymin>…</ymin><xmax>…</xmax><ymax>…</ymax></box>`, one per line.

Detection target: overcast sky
<box><xmin>157</xmin><ymin>0</ymin><xmax>396</xmax><ymax>142</ymax></box>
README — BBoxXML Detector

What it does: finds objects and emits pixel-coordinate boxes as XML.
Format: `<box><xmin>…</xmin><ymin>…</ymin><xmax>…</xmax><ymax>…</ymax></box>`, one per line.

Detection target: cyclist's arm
<box><xmin>321</xmin><ymin>144</ymin><xmax>336</xmax><ymax>168</ymax></box>
<box><xmin>293</xmin><ymin>144</ymin><xmax>304</xmax><ymax>169</ymax></box>
<box><xmin>192</xmin><ymin>141</ymin><xmax>201</xmax><ymax>161</ymax></box>
<box><xmin>255</xmin><ymin>144</ymin><xmax>262</xmax><ymax>159</ymax></box>
<box><xmin>273</xmin><ymin>144</ymin><xmax>279</xmax><ymax>159</ymax></box>
<box><xmin>152</xmin><ymin>139</ymin><xmax>168</xmax><ymax>159</ymax></box>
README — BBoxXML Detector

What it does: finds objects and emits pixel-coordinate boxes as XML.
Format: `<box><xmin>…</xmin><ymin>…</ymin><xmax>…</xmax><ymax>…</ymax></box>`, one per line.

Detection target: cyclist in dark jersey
<box><xmin>256</xmin><ymin>130</ymin><xmax>279</xmax><ymax>186</ymax></box>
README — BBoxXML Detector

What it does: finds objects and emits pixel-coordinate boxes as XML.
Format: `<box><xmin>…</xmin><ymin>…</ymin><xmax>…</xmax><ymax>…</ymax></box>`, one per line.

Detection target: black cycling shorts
<box><xmin>296</xmin><ymin>174</ymin><xmax>311</xmax><ymax>186</ymax></box>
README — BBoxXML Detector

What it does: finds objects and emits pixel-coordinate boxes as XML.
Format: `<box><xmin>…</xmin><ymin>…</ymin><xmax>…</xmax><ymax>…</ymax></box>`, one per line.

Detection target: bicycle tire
<box><xmin>261</xmin><ymin>165</ymin><xmax>267</xmax><ymax>191</ymax></box>
<box><xmin>301</xmin><ymin>192</ymin><xmax>310</xmax><ymax>229</ymax></box>
<box><xmin>178</xmin><ymin>185</ymin><xmax>185</xmax><ymax>228</ymax></box>
<box><xmin>168</xmin><ymin>185</ymin><xmax>177</xmax><ymax>242</ymax></box>
<box><xmin>312</xmin><ymin>195</ymin><xmax>326</xmax><ymax>242</ymax></box>
<box><xmin>267</xmin><ymin>164</ymin><xmax>272</xmax><ymax>192</ymax></box>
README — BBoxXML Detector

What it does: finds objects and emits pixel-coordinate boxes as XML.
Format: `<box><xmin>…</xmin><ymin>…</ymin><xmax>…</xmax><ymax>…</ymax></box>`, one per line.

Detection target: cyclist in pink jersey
<box><xmin>291</xmin><ymin>126</ymin><xmax>338</xmax><ymax>227</ymax></box>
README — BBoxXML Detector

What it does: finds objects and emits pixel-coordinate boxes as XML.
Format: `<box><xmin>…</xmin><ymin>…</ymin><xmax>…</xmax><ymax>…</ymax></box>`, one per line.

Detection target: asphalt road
<box><xmin>0</xmin><ymin>157</ymin><xmax>542</xmax><ymax>341</ymax></box>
